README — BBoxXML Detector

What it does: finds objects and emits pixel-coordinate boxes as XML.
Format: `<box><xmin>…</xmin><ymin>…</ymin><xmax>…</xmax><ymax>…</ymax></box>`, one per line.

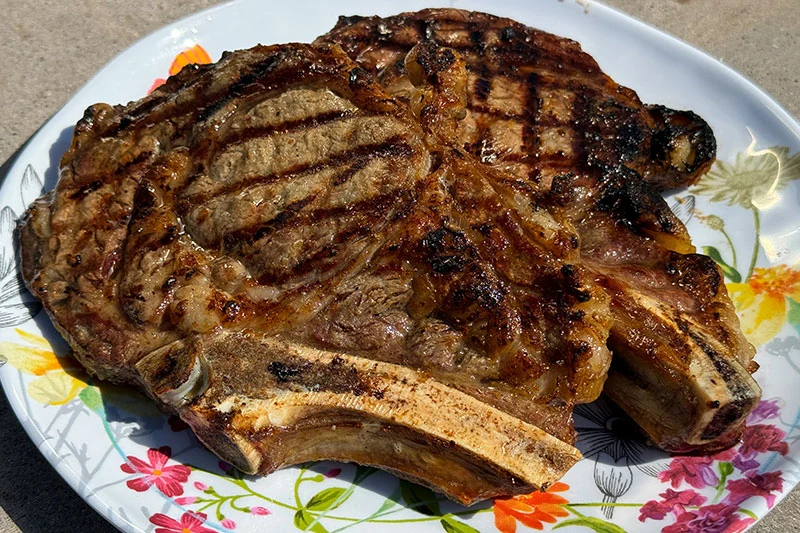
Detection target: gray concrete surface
<box><xmin>0</xmin><ymin>1</ymin><xmax>797</xmax><ymax>531</ymax></box>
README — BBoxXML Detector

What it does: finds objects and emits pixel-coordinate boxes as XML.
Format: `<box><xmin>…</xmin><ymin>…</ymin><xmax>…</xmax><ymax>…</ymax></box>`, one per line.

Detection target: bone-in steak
<box><xmin>318</xmin><ymin>8</ymin><xmax>760</xmax><ymax>452</ymax></box>
<box><xmin>20</xmin><ymin>42</ymin><xmax>618</xmax><ymax>504</ymax></box>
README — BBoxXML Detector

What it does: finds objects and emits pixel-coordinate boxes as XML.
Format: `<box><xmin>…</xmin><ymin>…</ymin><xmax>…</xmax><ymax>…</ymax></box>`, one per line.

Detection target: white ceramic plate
<box><xmin>2</xmin><ymin>1</ymin><xmax>800</xmax><ymax>532</ymax></box>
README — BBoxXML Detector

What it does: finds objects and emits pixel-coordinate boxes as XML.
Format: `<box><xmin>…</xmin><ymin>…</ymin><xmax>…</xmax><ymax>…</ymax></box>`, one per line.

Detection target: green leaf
<box><xmin>78</xmin><ymin>385</ymin><xmax>103</xmax><ymax>412</ymax></box>
<box><xmin>353</xmin><ymin>465</ymin><xmax>377</xmax><ymax>484</ymax></box>
<box><xmin>440</xmin><ymin>514</ymin><xmax>480</xmax><ymax>533</ymax></box>
<box><xmin>306</xmin><ymin>487</ymin><xmax>347</xmax><ymax>512</ymax></box>
<box><xmin>787</xmin><ymin>298</ymin><xmax>800</xmax><ymax>336</ymax></box>
<box><xmin>293</xmin><ymin>510</ymin><xmax>328</xmax><ymax>533</ymax></box>
<box><xmin>553</xmin><ymin>516</ymin><xmax>627</xmax><ymax>533</ymax></box>
<box><xmin>719</xmin><ymin>461</ymin><xmax>734</xmax><ymax>477</ymax></box>
<box><xmin>702</xmin><ymin>246</ymin><xmax>742</xmax><ymax>282</ymax></box>
<box><xmin>399</xmin><ymin>479</ymin><xmax>441</xmax><ymax>516</ymax></box>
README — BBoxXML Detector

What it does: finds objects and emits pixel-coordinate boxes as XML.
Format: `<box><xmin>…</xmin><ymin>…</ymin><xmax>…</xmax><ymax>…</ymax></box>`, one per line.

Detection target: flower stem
<box><xmin>720</xmin><ymin>227</ymin><xmax>738</xmax><ymax>270</ymax></box>
<box><xmin>739</xmin><ymin>508</ymin><xmax>758</xmax><ymax>519</ymax></box>
<box><xmin>745</xmin><ymin>207</ymin><xmax>761</xmax><ymax>281</ymax></box>
<box><xmin>567</xmin><ymin>502</ymin><xmax>644</xmax><ymax>508</ymax></box>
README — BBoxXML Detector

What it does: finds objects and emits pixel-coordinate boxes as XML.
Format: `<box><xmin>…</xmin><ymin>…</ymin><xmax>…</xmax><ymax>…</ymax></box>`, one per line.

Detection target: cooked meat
<box><xmin>318</xmin><ymin>8</ymin><xmax>760</xmax><ymax>452</ymax></box>
<box><xmin>317</xmin><ymin>9</ymin><xmax>716</xmax><ymax>193</ymax></box>
<box><xmin>20</xmin><ymin>42</ymin><xmax>618</xmax><ymax>504</ymax></box>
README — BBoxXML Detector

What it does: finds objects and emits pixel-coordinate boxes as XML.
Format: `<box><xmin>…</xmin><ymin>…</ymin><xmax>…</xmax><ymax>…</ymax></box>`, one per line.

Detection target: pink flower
<box><xmin>661</xmin><ymin>488</ymin><xmax>707</xmax><ymax>509</ymax></box>
<box><xmin>662</xmin><ymin>504</ymin><xmax>755</xmax><ymax>533</ymax></box>
<box><xmin>747</xmin><ymin>399</ymin><xmax>782</xmax><ymax>424</ymax></box>
<box><xmin>659</xmin><ymin>456</ymin><xmax>719</xmax><ymax>489</ymax></box>
<box><xmin>120</xmin><ymin>446</ymin><xmax>191</xmax><ymax>497</ymax></box>
<box><xmin>639</xmin><ymin>489</ymin><xmax>707</xmax><ymax>522</ymax></box>
<box><xmin>639</xmin><ymin>500</ymin><xmax>669</xmax><ymax>521</ymax></box>
<box><xmin>175</xmin><ymin>496</ymin><xmax>197</xmax><ymax>505</ymax></box>
<box><xmin>325</xmin><ymin>468</ymin><xmax>342</xmax><ymax>478</ymax></box>
<box><xmin>194</xmin><ymin>481</ymin><xmax>208</xmax><ymax>491</ymax></box>
<box><xmin>250</xmin><ymin>506</ymin><xmax>271</xmax><ymax>516</ymax></box>
<box><xmin>740</xmin><ymin>425</ymin><xmax>789</xmax><ymax>456</ymax></box>
<box><xmin>725</xmin><ymin>471</ymin><xmax>784</xmax><ymax>508</ymax></box>
<box><xmin>732</xmin><ymin>454</ymin><xmax>760</xmax><ymax>473</ymax></box>
<box><xmin>150</xmin><ymin>511</ymin><xmax>215</xmax><ymax>533</ymax></box>
<box><xmin>221</xmin><ymin>518</ymin><xmax>236</xmax><ymax>529</ymax></box>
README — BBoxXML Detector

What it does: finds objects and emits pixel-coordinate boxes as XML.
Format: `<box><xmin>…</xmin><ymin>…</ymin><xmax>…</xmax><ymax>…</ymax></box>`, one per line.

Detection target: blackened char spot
<box><xmin>420</xmin><ymin>227</ymin><xmax>470</xmax><ymax>274</ymax></box>
<box><xmin>267</xmin><ymin>356</ymin><xmax>374</xmax><ymax>396</ymax></box>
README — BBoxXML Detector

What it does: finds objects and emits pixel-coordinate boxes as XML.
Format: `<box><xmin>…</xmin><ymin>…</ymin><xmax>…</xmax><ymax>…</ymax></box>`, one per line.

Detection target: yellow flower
<box><xmin>0</xmin><ymin>329</ymin><xmax>89</xmax><ymax>405</ymax></box>
<box><xmin>727</xmin><ymin>265</ymin><xmax>800</xmax><ymax>346</ymax></box>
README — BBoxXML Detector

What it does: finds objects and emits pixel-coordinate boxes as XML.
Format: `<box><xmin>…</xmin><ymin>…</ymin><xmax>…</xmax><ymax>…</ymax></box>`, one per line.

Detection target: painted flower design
<box><xmin>658</xmin><ymin>450</ymin><xmax>734</xmax><ymax>490</ymax></box>
<box><xmin>575</xmin><ymin>398</ymin><xmax>667</xmax><ymax>518</ymax></box>
<box><xmin>493</xmin><ymin>482</ymin><xmax>569</xmax><ymax>532</ymax></box>
<box><xmin>726</xmin><ymin>471</ymin><xmax>784</xmax><ymax>507</ymax></box>
<box><xmin>692</xmin><ymin>144</ymin><xmax>800</xmax><ymax>209</ymax></box>
<box><xmin>0</xmin><ymin>329</ymin><xmax>88</xmax><ymax>405</ymax></box>
<box><xmin>120</xmin><ymin>446</ymin><xmax>191</xmax><ymax>496</ymax></box>
<box><xmin>150</xmin><ymin>511</ymin><xmax>215</xmax><ymax>533</ymax></box>
<box><xmin>639</xmin><ymin>489</ymin><xmax>706</xmax><ymax>521</ymax></box>
<box><xmin>149</xmin><ymin>44</ymin><xmax>212</xmax><ymax>93</ymax></box>
<box><xmin>739</xmin><ymin>424</ymin><xmax>789</xmax><ymax>457</ymax></box>
<box><xmin>726</xmin><ymin>264</ymin><xmax>800</xmax><ymax>345</ymax></box>
<box><xmin>662</xmin><ymin>503</ymin><xmax>754</xmax><ymax>533</ymax></box>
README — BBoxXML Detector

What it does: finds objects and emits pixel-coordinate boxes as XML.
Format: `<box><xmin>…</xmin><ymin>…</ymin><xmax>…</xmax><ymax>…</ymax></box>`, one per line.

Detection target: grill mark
<box><xmin>182</xmin><ymin>135</ymin><xmax>415</xmax><ymax>208</ymax></box>
<box><xmin>106</xmin><ymin>50</ymin><xmax>346</xmax><ymax>143</ymax></box>
<box><xmin>215</xmin><ymin>186</ymin><xmax>411</xmax><ymax>254</ymax></box>
<box><xmin>221</xmin><ymin>109</ymin><xmax>363</xmax><ymax>149</ymax></box>
<box><xmin>521</xmin><ymin>72</ymin><xmax>541</xmax><ymax>158</ymax></box>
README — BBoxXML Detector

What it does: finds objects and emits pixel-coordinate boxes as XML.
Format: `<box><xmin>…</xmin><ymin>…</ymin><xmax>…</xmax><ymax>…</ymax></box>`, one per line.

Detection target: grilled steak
<box><xmin>19</xmin><ymin>42</ymin><xmax>624</xmax><ymax>504</ymax></box>
<box><xmin>318</xmin><ymin>8</ymin><xmax>761</xmax><ymax>451</ymax></box>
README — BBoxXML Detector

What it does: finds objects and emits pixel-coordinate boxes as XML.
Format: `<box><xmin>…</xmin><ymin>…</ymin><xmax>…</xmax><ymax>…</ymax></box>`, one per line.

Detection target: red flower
<box><xmin>658</xmin><ymin>456</ymin><xmax>718</xmax><ymax>489</ymax></box>
<box><xmin>662</xmin><ymin>504</ymin><xmax>755</xmax><ymax>533</ymax></box>
<box><xmin>150</xmin><ymin>511</ymin><xmax>215</xmax><ymax>533</ymax></box>
<box><xmin>493</xmin><ymin>482</ymin><xmax>570</xmax><ymax>532</ymax></box>
<box><xmin>740</xmin><ymin>425</ymin><xmax>789</xmax><ymax>456</ymax></box>
<box><xmin>725</xmin><ymin>471</ymin><xmax>784</xmax><ymax>508</ymax></box>
<box><xmin>120</xmin><ymin>446</ymin><xmax>191</xmax><ymax>497</ymax></box>
<box><xmin>221</xmin><ymin>518</ymin><xmax>236</xmax><ymax>529</ymax></box>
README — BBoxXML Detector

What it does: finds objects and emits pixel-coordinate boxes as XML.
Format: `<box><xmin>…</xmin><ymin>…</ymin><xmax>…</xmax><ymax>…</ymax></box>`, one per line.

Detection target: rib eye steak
<box><xmin>19</xmin><ymin>42</ymin><xmax>621</xmax><ymax>504</ymax></box>
<box><xmin>317</xmin><ymin>8</ymin><xmax>761</xmax><ymax>452</ymax></box>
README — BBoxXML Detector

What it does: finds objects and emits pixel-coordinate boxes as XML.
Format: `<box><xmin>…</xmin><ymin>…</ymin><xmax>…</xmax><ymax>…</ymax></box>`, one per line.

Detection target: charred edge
<box><xmin>106</xmin><ymin>63</ymin><xmax>215</xmax><ymax>137</ymax></box>
<box><xmin>266</xmin><ymin>356</ymin><xmax>381</xmax><ymax>398</ymax></box>
<box><xmin>647</xmin><ymin>105</ymin><xmax>717</xmax><ymax>176</ymax></box>
<box><xmin>182</xmin><ymin>136</ymin><xmax>414</xmax><ymax>208</ymax></box>
<box><xmin>593</xmin><ymin>164</ymin><xmax>677</xmax><ymax>235</ymax></box>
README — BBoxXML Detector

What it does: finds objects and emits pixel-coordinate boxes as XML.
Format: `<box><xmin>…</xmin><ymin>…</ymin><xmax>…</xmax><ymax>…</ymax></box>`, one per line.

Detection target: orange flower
<box><xmin>493</xmin><ymin>482</ymin><xmax>570</xmax><ymax>532</ymax></box>
<box><xmin>149</xmin><ymin>44</ymin><xmax>212</xmax><ymax>94</ymax></box>
<box><xmin>168</xmin><ymin>44</ymin><xmax>212</xmax><ymax>76</ymax></box>
<box><xmin>727</xmin><ymin>265</ymin><xmax>800</xmax><ymax>346</ymax></box>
